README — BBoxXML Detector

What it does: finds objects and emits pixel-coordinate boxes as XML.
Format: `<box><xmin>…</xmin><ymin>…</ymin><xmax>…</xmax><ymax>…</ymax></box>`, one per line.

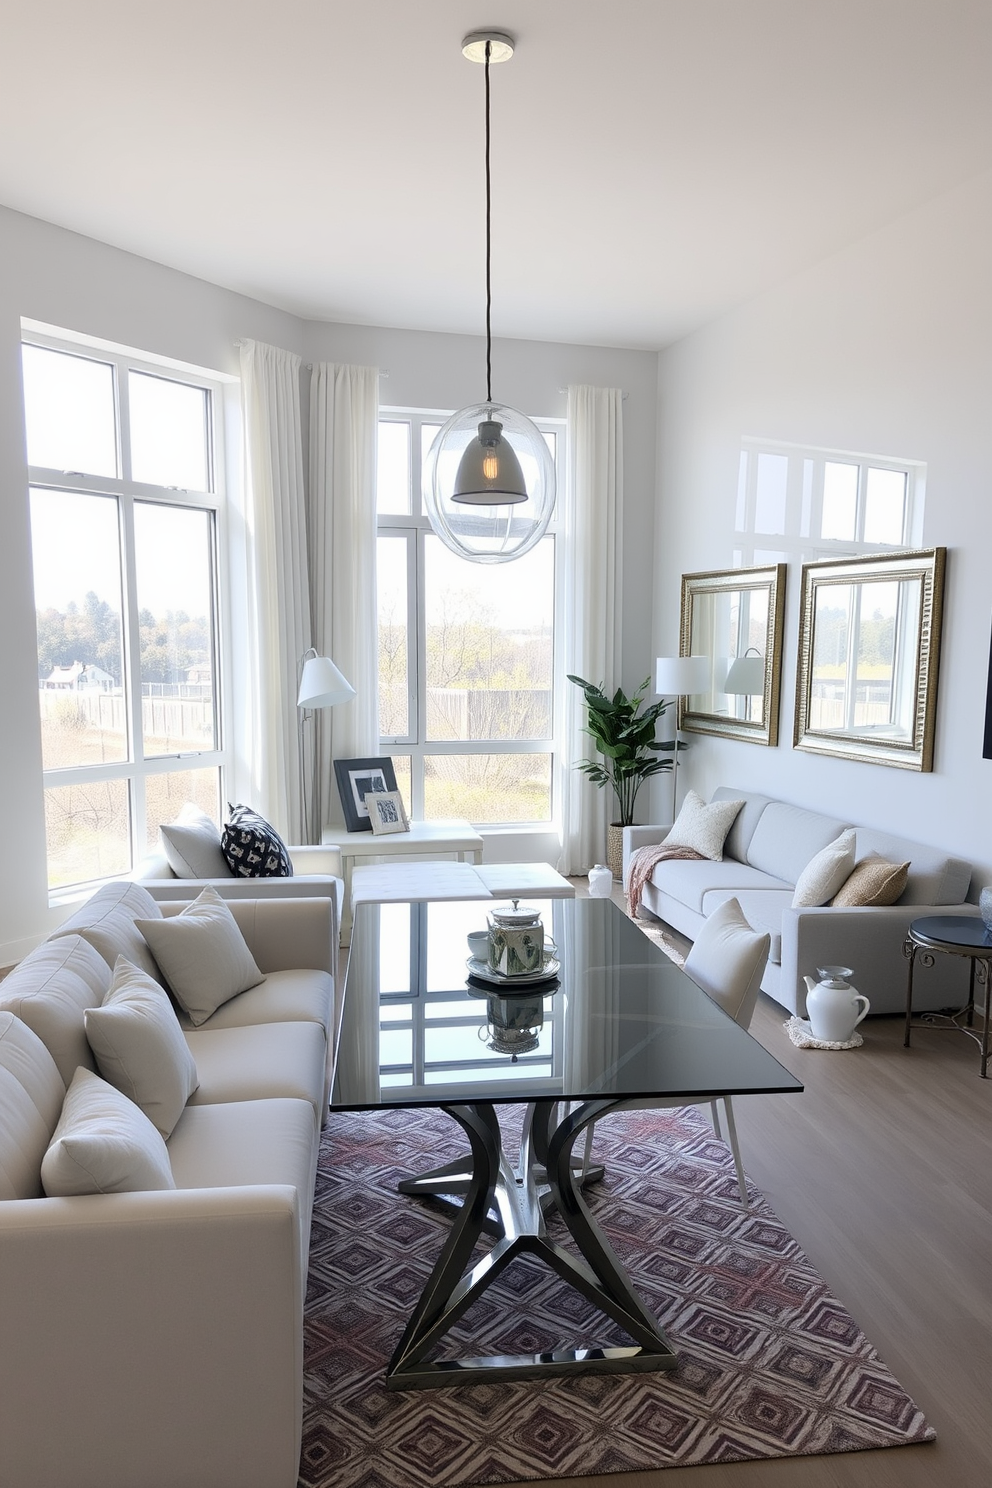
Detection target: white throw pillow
<box><xmin>792</xmin><ymin>829</ymin><xmax>858</xmax><ymax>907</ymax></box>
<box><xmin>84</xmin><ymin>956</ymin><xmax>199</xmax><ymax>1138</ymax></box>
<box><xmin>664</xmin><ymin>790</ymin><xmax>745</xmax><ymax>862</ymax></box>
<box><xmin>135</xmin><ymin>886</ymin><xmax>265</xmax><ymax>1027</ymax></box>
<box><xmin>684</xmin><ymin>897</ymin><xmax>771</xmax><ymax>1029</ymax></box>
<box><xmin>160</xmin><ymin>803</ymin><xmax>230</xmax><ymax>879</ymax></box>
<box><xmin>41</xmin><ymin>1067</ymin><xmax>176</xmax><ymax>1196</ymax></box>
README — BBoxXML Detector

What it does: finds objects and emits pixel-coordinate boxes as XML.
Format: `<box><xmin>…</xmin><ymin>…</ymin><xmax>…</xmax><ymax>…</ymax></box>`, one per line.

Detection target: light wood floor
<box><xmin>339</xmin><ymin>882</ymin><xmax>992</xmax><ymax>1486</ymax></box>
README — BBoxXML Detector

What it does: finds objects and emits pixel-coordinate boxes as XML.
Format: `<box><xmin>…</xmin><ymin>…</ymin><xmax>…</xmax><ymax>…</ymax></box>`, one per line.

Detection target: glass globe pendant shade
<box><xmin>423</xmin><ymin>401</ymin><xmax>556</xmax><ymax>564</ymax></box>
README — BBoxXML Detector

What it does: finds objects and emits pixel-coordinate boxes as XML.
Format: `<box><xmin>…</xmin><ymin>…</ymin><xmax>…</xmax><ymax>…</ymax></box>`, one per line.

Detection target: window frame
<box><xmin>376</xmin><ymin>407</ymin><xmax>565</xmax><ymax>828</ymax></box>
<box><xmin>735</xmin><ymin>437</ymin><xmax>925</xmax><ymax>567</ymax></box>
<box><xmin>22</xmin><ymin>326</ymin><xmax>234</xmax><ymax>898</ymax></box>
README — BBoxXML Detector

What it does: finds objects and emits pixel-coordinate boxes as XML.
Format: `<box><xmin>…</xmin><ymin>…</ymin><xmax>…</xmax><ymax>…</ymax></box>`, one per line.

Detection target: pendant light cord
<box><xmin>484</xmin><ymin>40</ymin><xmax>493</xmax><ymax>404</ymax></box>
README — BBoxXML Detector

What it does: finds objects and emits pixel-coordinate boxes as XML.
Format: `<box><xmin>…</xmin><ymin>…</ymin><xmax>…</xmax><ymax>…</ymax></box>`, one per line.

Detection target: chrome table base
<box><xmin>387</xmin><ymin>1099</ymin><xmax>678</xmax><ymax>1388</ymax></box>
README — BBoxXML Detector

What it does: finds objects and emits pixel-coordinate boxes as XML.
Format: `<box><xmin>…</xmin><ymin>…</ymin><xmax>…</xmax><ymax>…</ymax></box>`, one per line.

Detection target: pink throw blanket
<box><xmin>626</xmin><ymin>842</ymin><xmax>707</xmax><ymax>918</ymax></box>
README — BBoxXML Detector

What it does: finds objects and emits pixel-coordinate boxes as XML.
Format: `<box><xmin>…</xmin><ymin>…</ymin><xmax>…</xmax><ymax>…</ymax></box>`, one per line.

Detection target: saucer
<box><xmin>465</xmin><ymin>955</ymin><xmax>560</xmax><ymax>989</ymax></box>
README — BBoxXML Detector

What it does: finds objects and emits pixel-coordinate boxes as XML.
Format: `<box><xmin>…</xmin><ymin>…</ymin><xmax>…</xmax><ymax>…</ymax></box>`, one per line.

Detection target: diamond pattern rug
<box><xmin>300</xmin><ymin>1104</ymin><xmax>933</xmax><ymax>1485</ymax></box>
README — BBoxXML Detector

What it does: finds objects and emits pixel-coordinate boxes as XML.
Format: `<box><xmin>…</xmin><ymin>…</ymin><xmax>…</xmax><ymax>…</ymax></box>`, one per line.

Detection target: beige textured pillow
<box><xmin>831</xmin><ymin>854</ymin><xmax>910</xmax><ymax>907</ymax></box>
<box><xmin>41</xmin><ymin>1068</ymin><xmax>176</xmax><ymax>1197</ymax></box>
<box><xmin>665</xmin><ymin>790</ymin><xmax>745</xmax><ymax>861</ymax></box>
<box><xmin>792</xmin><ymin>829</ymin><xmax>857</xmax><ymax>907</ymax></box>
<box><xmin>85</xmin><ymin>957</ymin><xmax>199</xmax><ymax>1138</ymax></box>
<box><xmin>135</xmin><ymin>886</ymin><xmax>265</xmax><ymax>1027</ymax></box>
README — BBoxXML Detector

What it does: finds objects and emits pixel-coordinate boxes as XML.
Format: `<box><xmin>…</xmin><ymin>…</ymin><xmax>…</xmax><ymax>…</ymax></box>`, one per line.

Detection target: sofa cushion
<box><xmin>746</xmin><ymin>803</ymin><xmax>853</xmax><ymax>885</ymax></box>
<box><xmin>221</xmin><ymin>804</ymin><xmax>293</xmax><ymax>879</ymax></box>
<box><xmin>160</xmin><ymin>803</ymin><xmax>231</xmax><ymax>879</ymax></box>
<box><xmin>172</xmin><ymin>968</ymin><xmax>333</xmax><ymax>1036</ymax></box>
<box><xmin>41</xmin><ymin>1067</ymin><xmax>176</xmax><ymax>1197</ymax></box>
<box><xmin>664</xmin><ymin>790</ymin><xmax>745</xmax><ymax>860</ymax></box>
<box><xmin>184</xmin><ymin>1020</ymin><xmax>326</xmax><ymax>1122</ymax></box>
<box><xmin>711</xmin><ymin>788</ymin><xmax>774</xmax><ymax>864</ymax></box>
<box><xmin>683</xmin><ymin>897</ymin><xmax>771</xmax><ymax>1030</ymax></box>
<box><xmin>0</xmin><ymin>934</ymin><xmax>109</xmax><ymax>1085</ymax></box>
<box><xmin>0</xmin><ymin>1012</ymin><xmax>65</xmax><ymax>1201</ymax></box>
<box><xmin>832</xmin><ymin>855</ymin><xmax>910</xmax><ymax>908</ymax></box>
<box><xmin>52</xmin><ymin>880</ymin><xmax>164</xmax><ymax>982</ymax></box>
<box><xmin>84</xmin><ymin>957</ymin><xmax>199</xmax><ymax>1138</ymax></box>
<box><xmin>792</xmin><ymin>830</ymin><xmax>858</xmax><ymax>907</ymax></box>
<box><xmin>700</xmin><ymin>888</ymin><xmax>793</xmax><ymax>965</ymax></box>
<box><xmin>136</xmin><ymin>886</ymin><xmax>266</xmax><ymax>1027</ymax></box>
<box><xmin>167</xmin><ymin>1097</ymin><xmax>317</xmax><ymax>1273</ymax></box>
<box><xmin>653</xmin><ymin>858</ymin><xmax>792</xmax><ymax>916</ymax></box>
<box><xmin>854</xmin><ymin>828</ymin><xmax>972</xmax><ymax>905</ymax></box>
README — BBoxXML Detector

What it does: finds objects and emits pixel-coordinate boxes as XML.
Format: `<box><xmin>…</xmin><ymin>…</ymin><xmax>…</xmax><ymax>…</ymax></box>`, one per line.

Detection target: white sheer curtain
<box><xmin>239</xmin><ymin>340</ymin><xmax>310</xmax><ymax>841</ymax></box>
<box><xmin>308</xmin><ymin>363</ymin><xmax>380</xmax><ymax>830</ymax></box>
<box><xmin>559</xmin><ymin>385</ymin><xmax>623</xmax><ymax>874</ymax></box>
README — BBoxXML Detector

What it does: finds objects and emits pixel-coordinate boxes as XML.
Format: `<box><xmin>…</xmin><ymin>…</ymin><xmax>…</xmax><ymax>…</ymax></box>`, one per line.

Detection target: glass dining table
<box><xmin>330</xmin><ymin>896</ymin><xmax>802</xmax><ymax>1389</ymax></box>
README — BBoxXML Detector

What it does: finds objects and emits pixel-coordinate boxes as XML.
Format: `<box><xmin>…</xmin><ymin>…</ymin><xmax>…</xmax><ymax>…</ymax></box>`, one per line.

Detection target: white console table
<box><xmin>320</xmin><ymin>818</ymin><xmax>484</xmax><ymax>943</ymax></box>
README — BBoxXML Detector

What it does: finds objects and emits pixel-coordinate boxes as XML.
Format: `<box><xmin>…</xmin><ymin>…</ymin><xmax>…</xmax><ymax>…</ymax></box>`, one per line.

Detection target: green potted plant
<box><xmin>568</xmin><ymin>674</ymin><xmax>678</xmax><ymax>879</ymax></box>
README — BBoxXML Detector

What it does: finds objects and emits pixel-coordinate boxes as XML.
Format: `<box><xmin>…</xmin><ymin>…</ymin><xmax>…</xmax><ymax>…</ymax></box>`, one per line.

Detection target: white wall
<box><xmin>651</xmin><ymin>170</ymin><xmax>992</xmax><ymax>892</ymax></box>
<box><xmin>0</xmin><ymin>205</ymin><xmax>658</xmax><ymax>960</ymax></box>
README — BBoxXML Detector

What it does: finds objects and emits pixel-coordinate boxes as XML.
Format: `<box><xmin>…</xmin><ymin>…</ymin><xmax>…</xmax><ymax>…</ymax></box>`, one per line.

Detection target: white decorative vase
<box><xmin>588</xmin><ymin>864</ymin><xmax>613</xmax><ymax>898</ymax></box>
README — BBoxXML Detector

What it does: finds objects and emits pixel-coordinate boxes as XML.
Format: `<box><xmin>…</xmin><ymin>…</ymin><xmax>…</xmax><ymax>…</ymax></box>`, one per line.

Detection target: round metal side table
<box><xmin>904</xmin><ymin>915</ymin><xmax>992</xmax><ymax>1078</ymax></box>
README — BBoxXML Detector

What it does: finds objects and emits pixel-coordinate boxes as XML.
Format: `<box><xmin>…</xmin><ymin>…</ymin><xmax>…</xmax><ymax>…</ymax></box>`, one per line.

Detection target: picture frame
<box><xmin>333</xmin><ymin>757</ymin><xmax>399</xmax><ymax>833</ymax></box>
<box><xmin>368</xmin><ymin>789</ymin><xmax>410</xmax><ymax>836</ymax></box>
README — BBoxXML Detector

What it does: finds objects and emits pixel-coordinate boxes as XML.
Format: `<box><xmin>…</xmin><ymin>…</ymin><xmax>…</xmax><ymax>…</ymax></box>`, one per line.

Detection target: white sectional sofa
<box><xmin>624</xmin><ymin>787</ymin><xmax>976</xmax><ymax>1017</ymax></box>
<box><xmin>0</xmin><ymin>880</ymin><xmax>337</xmax><ymax>1488</ymax></box>
<box><xmin>135</xmin><ymin>840</ymin><xmax>345</xmax><ymax>913</ymax></box>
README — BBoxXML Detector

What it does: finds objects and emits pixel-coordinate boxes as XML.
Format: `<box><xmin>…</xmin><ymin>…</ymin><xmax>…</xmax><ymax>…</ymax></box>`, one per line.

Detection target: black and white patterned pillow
<box><xmin>221</xmin><ymin>804</ymin><xmax>294</xmax><ymax>878</ymax></box>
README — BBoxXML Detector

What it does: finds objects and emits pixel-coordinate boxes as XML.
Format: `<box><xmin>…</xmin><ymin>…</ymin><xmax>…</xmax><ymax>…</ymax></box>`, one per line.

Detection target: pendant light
<box><xmin>422</xmin><ymin>30</ymin><xmax>556</xmax><ymax>564</ymax></box>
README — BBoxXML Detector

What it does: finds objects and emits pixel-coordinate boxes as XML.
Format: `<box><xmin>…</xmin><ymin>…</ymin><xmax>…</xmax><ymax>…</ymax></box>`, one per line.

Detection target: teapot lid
<box><xmin>489</xmin><ymin>898</ymin><xmax>542</xmax><ymax>927</ymax></box>
<box><xmin>815</xmin><ymin>965</ymin><xmax>854</xmax><ymax>986</ymax></box>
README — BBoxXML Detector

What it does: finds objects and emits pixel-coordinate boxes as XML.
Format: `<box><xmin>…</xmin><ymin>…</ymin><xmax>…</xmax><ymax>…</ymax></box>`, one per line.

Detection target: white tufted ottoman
<box><xmin>348</xmin><ymin>860</ymin><xmax>574</xmax><ymax>941</ymax></box>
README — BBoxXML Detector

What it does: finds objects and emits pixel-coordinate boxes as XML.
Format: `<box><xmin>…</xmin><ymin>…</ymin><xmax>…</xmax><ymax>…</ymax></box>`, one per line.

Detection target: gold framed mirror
<box><xmin>679</xmin><ymin>564</ymin><xmax>787</xmax><ymax>746</ymax></box>
<box><xmin>793</xmin><ymin>547</ymin><xmax>945</xmax><ymax>770</ymax></box>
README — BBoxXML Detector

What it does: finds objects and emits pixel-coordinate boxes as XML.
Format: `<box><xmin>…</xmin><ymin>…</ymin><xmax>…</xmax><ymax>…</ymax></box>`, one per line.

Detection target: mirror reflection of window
<box><xmin>810</xmin><ymin>577</ymin><xmax>921</xmax><ymax>739</ymax></box>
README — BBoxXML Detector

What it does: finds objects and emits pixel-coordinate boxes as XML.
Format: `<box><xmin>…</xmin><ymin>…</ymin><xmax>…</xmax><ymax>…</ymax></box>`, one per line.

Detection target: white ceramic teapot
<box><xmin>803</xmin><ymin>966</ymin><xmax>870</xmax><ymax>1044</ymax></box>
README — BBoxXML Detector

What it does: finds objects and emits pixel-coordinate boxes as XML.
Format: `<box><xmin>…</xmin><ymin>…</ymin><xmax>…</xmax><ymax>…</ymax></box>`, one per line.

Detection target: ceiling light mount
<box><xmin>461</xmin><ymin>31</ymin><xmax>515</xmax><ymax>65</ymax></box>
<box><xmin>423</xmin><ymin>29</ymin><xmax>556</xmax><ymax>563</ymax></box>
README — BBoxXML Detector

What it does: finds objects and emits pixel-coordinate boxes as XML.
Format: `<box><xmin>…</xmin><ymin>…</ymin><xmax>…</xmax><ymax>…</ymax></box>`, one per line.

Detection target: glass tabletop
<box><xmin>331</xmin><ymin>897</ymin><xmax>802</xmax><ymax>1110</ymax></box>
<box><xmin>910</xmin><ymin>914</ymin><xmax>992</xmax><ymax>951</ymax></box>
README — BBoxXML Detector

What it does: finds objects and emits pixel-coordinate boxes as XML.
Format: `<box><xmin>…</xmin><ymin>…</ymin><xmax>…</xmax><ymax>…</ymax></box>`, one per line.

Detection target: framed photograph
<box><xmin>368</xmin><ymin>789</ymin><xmax>410</xmax><ymax>836</ymax></box>
<box><xmin>334</xmin><ymin>757</ymin><xmax>398</xmax><ymax>833</ymax></box>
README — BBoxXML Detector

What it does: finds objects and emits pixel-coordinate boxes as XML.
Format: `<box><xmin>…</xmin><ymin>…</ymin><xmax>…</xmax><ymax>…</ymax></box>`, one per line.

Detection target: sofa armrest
<box><xmin>622</xmin><ymin>824</ymin><xmax>672</xmax><ymax>888</ymax></box>
<box><xmin>780</xmin><ymin>903</ymin><xmax>978</xmax><ymax>1017</ymax></box>
<box><xmin>0</xmin><ymin>1186</ymin><xmax>303</xmax><ymax>1488</ymax></box>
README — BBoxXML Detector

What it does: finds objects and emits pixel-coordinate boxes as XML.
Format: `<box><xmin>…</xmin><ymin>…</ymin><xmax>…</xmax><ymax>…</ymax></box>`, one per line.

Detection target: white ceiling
<box><xmin>2</xmin><ymin>1</ymin><xmax>991</xmax><ymax>350</ymax></box>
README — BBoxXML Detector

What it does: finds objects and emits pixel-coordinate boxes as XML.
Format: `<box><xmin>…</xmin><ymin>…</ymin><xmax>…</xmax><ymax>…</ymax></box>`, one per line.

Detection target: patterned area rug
<box><xmin>300</xmin><ymin>1106</ymin><xmax>934</xmax><ymax>1487</ymax></box>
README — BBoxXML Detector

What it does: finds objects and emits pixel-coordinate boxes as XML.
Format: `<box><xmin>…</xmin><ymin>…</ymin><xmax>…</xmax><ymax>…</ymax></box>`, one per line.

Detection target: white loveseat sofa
<box><xmin>624</xmin><ymin>788</ymin><xmax>975</xmax><ymax>1017</ymax></box>
<box><xmin>0</xmin><ymin>880</ymin><xmax>337</xmax><ymax>1488</ymax></box>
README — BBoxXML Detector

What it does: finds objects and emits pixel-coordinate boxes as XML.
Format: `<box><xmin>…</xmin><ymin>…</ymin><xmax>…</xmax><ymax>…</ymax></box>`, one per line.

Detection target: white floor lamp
<box><xmin>654</xmin><ymin>655</ymin><xmax>711</xmax><ymax>822</ymax></box>
<box><xmin>297</xmin><ymin>650</ymin><xmax>356</xmax><ymax>844</ymax></box>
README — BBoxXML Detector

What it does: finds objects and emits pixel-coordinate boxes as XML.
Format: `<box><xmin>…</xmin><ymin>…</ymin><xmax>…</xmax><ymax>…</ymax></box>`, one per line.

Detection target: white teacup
<box><xmin>466</xmin><ymin>930</ymin><xmax>489</xmax><ymax>962</ymax></box>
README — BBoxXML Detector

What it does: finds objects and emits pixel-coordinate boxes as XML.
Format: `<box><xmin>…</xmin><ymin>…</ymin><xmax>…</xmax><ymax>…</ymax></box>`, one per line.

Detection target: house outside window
<box><xmin>22</xmin><ymin>328</ymin><xmax>231</xmax><ymax>894</ymax></box>
<box><xmin>376</xmin><ymin>409</ymin><xmax>562</xmax><ymax>828</ymax></box>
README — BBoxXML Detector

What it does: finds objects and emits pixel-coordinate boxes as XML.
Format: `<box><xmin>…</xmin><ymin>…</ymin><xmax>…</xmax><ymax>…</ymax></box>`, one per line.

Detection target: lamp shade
<box><xmin>423</xmin><ymin>402</ymin><xmax>556</xmax><ymax>563</ymax></box>
<box><xmin>297</xmin><ymin>655</ymin><xmax>355</xmax><ymax>709</ymax></box>
<box><xmin>723</xmin><ymin>655</ymin><xmax>766</xmax><ymax>696</ymax></box>
<box><xmin>654</xmin><ymin>655</ymin><xmax>711</xmax><ymax>696</ymax></box>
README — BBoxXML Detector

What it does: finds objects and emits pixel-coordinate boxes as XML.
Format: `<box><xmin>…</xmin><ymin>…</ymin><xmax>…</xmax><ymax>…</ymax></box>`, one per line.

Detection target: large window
<box><xmin>377</xmin><ymin>410</ymin><xmax>562</xmax><ymax>826</ymax></box>
<box><xmin>23</xmin><ymin>333</ymin><xmax>228</xmax><ymax>893</ymax></box>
